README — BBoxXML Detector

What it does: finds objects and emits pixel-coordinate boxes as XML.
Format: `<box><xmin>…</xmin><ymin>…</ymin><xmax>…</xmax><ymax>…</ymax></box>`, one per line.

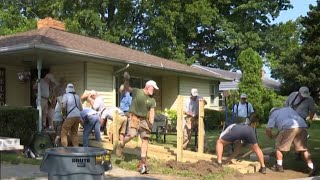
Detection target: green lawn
<box><xmin>149</xmin><ymin>121</ymin><xmax>320</xmax><ymax>172</ymax></box>
<box><xmin>1</xmin><ymin>121</ymin><xmax>319</xmax><ymax>179</ymax></box>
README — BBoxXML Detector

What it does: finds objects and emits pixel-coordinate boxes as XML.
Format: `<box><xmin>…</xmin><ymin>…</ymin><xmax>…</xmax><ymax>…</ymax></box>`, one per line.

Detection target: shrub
<box><xmin>0</xmin><ymin>106</ymin><xmax>38</xmax><ymax>146</ymax></box>
<box><xmin>204</xmin><ymin>109</ymin><xmax>232</xmax><ymax>131</ymax></box>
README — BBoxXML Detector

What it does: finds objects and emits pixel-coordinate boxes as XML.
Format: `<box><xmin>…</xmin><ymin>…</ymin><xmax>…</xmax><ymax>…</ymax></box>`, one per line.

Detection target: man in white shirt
<box><xmin>33</xmin><ymin>73</ymin><xmax>57</xmax><ymax>130</ymax></box>
<box><xmin>100</xmin><ymin>107</ymin><xmax>127</xmax><ymax>143</ymax></box>
<box><xmin>183</xmin><ymin>88</ymin><xmax>207</xmax><ymax>150</ymax></box>
<box><xmin>233</xmin><ymin>93</ymin><xmax>254</xmax><ymax>125</ymax></box>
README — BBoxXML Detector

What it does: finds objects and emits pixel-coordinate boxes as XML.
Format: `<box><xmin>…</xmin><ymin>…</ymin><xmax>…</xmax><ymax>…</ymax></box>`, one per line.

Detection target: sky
<box><xmin>264</xmin><ymin>0</ymin><xmax>317</xmax><ymax>78</ymax></box>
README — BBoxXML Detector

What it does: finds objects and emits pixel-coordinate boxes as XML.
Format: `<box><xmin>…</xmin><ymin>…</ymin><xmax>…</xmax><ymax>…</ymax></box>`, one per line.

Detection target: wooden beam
<box><xmin>176</xmin><ymin>95</ymin><xmax>184</xmax><ymax>162</ymax></box>
<box><xmin>112</xmin><ymin>110</ymin><xmax>119</xmax><ymax>151</ymax></box>
<box><xmin>197</xmin><ymin>99</ymin><xmax>205</xmax><ymax>153</ymax></box>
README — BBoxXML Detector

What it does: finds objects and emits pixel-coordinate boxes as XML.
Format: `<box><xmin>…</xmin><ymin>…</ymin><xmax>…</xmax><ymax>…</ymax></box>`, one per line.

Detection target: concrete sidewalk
<box><xmin>0</xmin><ymin>163</ymin><xmax>191</xmax><ymax>180</ymax></box>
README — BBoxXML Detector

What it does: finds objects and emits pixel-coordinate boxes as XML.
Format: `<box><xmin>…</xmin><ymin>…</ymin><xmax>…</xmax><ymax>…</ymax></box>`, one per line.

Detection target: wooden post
<box><xmin>176</xmin><ymin>95</ymin><xmax>184</xmax><ymax>162</ymax></box>
<box><xmin>197</xmin><ymin>99</ymin><xmax>205</xmax><ymax>153</ymax></box>
<box><xmin>112</xmin><ymin>110</ymin><xmax>119</xmax><ymax>151</ymax></box>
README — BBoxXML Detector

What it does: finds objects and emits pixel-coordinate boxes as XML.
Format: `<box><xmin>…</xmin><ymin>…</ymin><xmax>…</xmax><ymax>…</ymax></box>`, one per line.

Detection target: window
<box><xmin>219</xmin><ymin>92</ymin><xmax>224</xmax><ymax>106</ymax></box>
<box><xmin>0</xmin><ymin>68</ymin><xmax>5</xmax><ymax>105</ymax></box>
<box><xmin>210</xmin><ymin>84</ymin><xmax>216</xmax><ymax>106</ymax></box>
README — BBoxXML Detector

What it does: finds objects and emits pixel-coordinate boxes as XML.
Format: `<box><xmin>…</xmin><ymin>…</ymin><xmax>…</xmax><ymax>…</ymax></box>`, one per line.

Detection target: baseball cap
<box><xmin>65</xmin><ymin>83</ymin><xmax>75</xmax><ymax>93</ymax></box>
<box><xmin>299</xmin><ymin>86</ymin><xmax>310</xmax><ymax>98</ymax></box>
<box><xmin>146</xmin><ymin>80</ymin><xmax>159</xmax><ymax>90</ymax></box>
<box><xmin>240</xmin><ymin>93</ymin><xmax>247</xmax><ymax>99</ymax></box>
<box><xmin>191</xmin><ymin>88</ymin><xmax>198</xmax><ymax>96</ymax></box>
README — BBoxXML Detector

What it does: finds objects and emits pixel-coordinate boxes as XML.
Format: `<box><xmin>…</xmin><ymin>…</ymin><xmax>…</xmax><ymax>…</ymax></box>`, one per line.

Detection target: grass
<box><xmin>2</xmin><ymin>121</ymin><xmax>320</xmax><ymax>179</ymax></box>
<box><xmin>0</xmin><ymin>151</ymin><xmax>42</xmax><ymax>165</ymax></box>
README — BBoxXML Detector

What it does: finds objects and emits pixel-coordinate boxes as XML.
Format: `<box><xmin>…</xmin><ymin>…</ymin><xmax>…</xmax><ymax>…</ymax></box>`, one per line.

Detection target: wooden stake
<box><xmin>198</xmin><ymin>99</ymin><xmax>205</xmax><ymax>153</ymax></box>
<box><xmin>176</xmin><ymin>95</ymin><xmax>184</xmax><ymax>162</ymax></box>
<box><xmin>112</xmin><ymin>110</ymin><xmax>119</xmax><ymax>151</ymax></box>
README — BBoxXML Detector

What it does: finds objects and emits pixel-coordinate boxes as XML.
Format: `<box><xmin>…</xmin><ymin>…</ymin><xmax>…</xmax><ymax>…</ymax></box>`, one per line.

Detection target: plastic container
<box><xmin>40</xmin><ymin>147</ymin><xmax>112</xmax><ymax>180</ymax></box>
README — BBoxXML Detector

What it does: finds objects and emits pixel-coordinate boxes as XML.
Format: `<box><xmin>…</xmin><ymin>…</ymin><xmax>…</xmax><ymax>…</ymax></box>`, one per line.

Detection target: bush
<box><xmin>204</xmin><ymin>109</ymin><xmax>232</xmax><ymax>131</ymax></box>
<box><xmin>0</xmin><ymin>106</ymin><xmax>38</xmax><ymax>146</ymax></box>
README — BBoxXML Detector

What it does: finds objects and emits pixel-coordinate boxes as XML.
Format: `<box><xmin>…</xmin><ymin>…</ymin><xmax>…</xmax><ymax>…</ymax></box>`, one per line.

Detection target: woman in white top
<box><xmin>61</xmin><ymin>83</ymin><xmax>83</xmax><ymax>147</ymax></box>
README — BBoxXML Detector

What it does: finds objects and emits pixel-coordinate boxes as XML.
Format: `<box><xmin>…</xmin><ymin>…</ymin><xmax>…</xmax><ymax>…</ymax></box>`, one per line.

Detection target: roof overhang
<box><xmin>0</xmin><ymin>43</ymin><xmax>228</xmax><ymax>81</ymax></box>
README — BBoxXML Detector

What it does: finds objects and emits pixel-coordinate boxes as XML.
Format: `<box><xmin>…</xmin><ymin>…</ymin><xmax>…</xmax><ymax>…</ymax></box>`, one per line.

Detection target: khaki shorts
<box><xmin>107</xmin><ymin>115</ymin><xmax>128</xmax><ymax>135</ymax></box>
<box><xmin>276</xmin><ymin>128</ymin><xmax>308</xmax><ymax>152</ymax></box>
<box><xmin>127</xmin><ymin>114</ymin><xmax>151</xmax><ymax>139</ymax></box>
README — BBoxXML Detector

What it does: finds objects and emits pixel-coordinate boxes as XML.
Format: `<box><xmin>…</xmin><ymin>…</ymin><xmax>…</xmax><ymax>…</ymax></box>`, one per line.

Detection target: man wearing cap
<box><xmin>284</xmin><ymin>86</ymin><xmax>316</xmax><ymax>159</ymax></box>
<box><xmin>33</xmin><ymin>73</ymin><xmax>58</xmax><ymax>130</ymax></box>
<box><xmin>116</xmin><ymin>72</ymin><xmax>158</xmax><ymax>174</ymax></box>
<box><xmin>61</xmin><ymin>83</ymin><xmax>83</xmax><ymax>147</ymax></box>
<box><xmin>233</xmin><ymin>93</ymin><xmax>254</xmax><ymax>125</ymax></box>
<box><xmin>284</xmin><ymin>86</ymin><xmax>316</xmax><ymax>124</ymax></box>
<box><xmin>183</xmin><ymin>88</ymin><xmax>207</xmax><ymax>150</ymax></box>
<box><xmin>266</xmin><ymin>107</ymin><xmax>317</xmax><ymax>176</ymax></box>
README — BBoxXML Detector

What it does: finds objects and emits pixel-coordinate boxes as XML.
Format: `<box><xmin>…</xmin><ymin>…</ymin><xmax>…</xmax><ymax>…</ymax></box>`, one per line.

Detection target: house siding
<box><xmin>0</xmin><ymin>65</ymin><xmax>30</xmax><ymax>106</ymax></box>
<box><xmin>161</xmin><ymin>76</ymin><xmax>178</xmax><ymax>110</ymax></box>
<box><xmin>86</xmin><ymin>62</ymin><xmax>114</xmax><ymax>107</ymax></box>
<box><xmin>50</xmin><ymin>63</ymin><xmax>85</xmax><ymax>96</ymax></box>
<box><xmin>177</xmin><ymin>77</ymin><xmax>220</xmax><ymax>110</ymax></box>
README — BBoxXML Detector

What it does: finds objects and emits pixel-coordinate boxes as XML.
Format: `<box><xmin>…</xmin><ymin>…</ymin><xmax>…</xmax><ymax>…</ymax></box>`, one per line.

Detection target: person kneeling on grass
<box><xmin>215</xmin><ymin>112</ymin><xmax>266</xmax><ymax>174</ymax></box>
<box><xmin>266</xmin><ymin>107</ymin><xmax>317</xmax><ymax>176</ymax></box>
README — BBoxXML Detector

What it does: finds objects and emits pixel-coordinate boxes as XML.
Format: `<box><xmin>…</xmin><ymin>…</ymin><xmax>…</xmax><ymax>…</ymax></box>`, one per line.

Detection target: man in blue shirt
<box><xmin>119</xmin><ymin>84</ymin><xmax>132</xmax><ymax>134</ymax></box>
<box><xmin>119</xmin><ymin>84</ymin><xmax>132</xmax><ymax>114</ymax></box>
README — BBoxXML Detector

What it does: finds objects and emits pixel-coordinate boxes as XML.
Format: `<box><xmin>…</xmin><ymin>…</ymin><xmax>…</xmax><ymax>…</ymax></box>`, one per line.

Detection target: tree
<box><xmin>0</xmin><ymin>0</ymin><xmax>36</xmax><ymax>35</ymax></box>
<box><xmin>237</xmin><ymin>48</ymin><xmax>264</xmax><ymax>119</ymax></box>
<box><xmin>275</xmin><ymin>1</ymin><xmax>320</xmax><ymax>102</ymax></box>
<box><xmin>0</xmin><ymin>0</ymin><xmax>293</xmax><ymax>69</ymax></box>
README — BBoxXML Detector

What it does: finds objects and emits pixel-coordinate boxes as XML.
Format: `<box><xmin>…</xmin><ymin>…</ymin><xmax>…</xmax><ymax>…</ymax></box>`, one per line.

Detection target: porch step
<box><xmin>0</xmin><ymin>137</ymin><xmax>24</xmax><ymax>151</ymax></box>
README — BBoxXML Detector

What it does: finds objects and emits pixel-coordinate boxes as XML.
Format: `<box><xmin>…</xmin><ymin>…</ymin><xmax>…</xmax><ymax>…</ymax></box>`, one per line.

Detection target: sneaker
<box><xmin>308</xmin><ymin>167</ymin><xmax>317</xmax><ymax>177</ymax></box>
<box><xmin>259</xmin><ymin>167</ymin><xmax>266</xmax><ymax>174</ymax></box>
<box><xmin>212</xmin><ymin>161</ymin><xmax>223</xmax><ymax>168</ymax></box>
<box><xmin>271</xmin><ymin>164</ymin><xmax>284</xmax><ymax>172</ymax></box>
<box><xmin>116</xmin><ymin>141</ymin><xmax>124</xmax><ymax>157</ymax></box>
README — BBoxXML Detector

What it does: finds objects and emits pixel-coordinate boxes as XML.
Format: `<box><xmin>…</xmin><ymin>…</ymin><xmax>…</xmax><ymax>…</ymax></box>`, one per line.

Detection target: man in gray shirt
<box><xmin>284</xmin><ymin>86</ymin><xmax>316</xmax><ymax>121</ymax></box>
<box><xmin>266</xmin><ymin>107</ymin><xmax>317</xmax><ymax>176</ymax></box>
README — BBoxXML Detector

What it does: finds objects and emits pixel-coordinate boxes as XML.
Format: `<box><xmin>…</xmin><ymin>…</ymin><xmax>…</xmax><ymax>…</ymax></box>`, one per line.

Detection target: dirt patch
<box><xmin>165</xmin><ymin>160</ymin><xmax>225</xmax><ymax>176</ymax></box>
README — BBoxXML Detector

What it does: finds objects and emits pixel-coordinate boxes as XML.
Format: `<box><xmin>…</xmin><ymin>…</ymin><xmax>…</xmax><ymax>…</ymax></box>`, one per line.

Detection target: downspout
<box><xmin>37</xmin><ymin>57</ymin><xmax>42</xmax><ymax>132</ymax></box>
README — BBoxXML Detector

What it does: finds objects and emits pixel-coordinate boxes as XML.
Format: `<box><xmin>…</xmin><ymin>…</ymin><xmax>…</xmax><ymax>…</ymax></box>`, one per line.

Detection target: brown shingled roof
<box><xmin>0</xmin><ymin>27</ymin><xmax>228</xmax><ymax>81</ymax></box>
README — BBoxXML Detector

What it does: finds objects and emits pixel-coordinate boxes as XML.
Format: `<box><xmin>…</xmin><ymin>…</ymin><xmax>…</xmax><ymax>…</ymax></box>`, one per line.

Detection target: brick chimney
<box><xmin>37</xmin><ymin>17</ymin><xmax>65</xmax><ymax>31</ymax></box>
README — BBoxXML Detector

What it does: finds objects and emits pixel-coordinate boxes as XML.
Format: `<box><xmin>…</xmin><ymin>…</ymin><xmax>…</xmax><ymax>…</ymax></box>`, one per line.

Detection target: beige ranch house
<box><xmin>0</xmin><ymin>18</ymin><xmax>229</xmax><ymax>119</ymax></box>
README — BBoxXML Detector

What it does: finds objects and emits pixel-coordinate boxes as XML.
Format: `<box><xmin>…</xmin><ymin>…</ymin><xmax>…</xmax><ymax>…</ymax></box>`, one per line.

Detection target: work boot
<box><xmin>259</xmin><ymin>167</ymin><xmax>267</xmax><ymax>174</ymax></box>
<box><xmin>271</xmin><ymin>164</ymin><xmax>284</xmax><ymax>172</ymax></box>
<box><xmin>116</xmin><ymin>141</ymin><xmax>124</xmax><ymax>157</ymax></box>
<box><xmin>308</xmin><ymin>167</ymin><xmax>318</xmax><ymax>177</ymax></box>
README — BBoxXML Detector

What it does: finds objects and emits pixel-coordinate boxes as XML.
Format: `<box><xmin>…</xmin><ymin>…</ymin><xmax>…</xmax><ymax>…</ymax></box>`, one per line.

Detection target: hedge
<box><xmin>0</xmin><ymin>106</ymin><xmax>38</xmax><ymax>146</ymax></box>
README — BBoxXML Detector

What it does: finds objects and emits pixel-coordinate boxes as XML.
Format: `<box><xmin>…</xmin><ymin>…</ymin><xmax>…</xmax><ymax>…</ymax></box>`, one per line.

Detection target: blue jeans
<box><xmin>83</xmin><ymin>114</ymin><xmax>101</xmax><ymax>147</ymax></box>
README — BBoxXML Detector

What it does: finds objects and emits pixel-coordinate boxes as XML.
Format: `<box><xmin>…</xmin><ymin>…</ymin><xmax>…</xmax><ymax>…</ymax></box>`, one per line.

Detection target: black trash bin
<box><xmin>40</xmin><ymin>147</ymin><xmax>112</xmax><ymax>180</ymax></box>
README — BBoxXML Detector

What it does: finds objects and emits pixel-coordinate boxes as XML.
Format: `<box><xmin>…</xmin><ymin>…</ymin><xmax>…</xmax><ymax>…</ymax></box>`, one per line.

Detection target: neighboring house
<box><xmin>0</xmin><ymin>17</ymin><xmax>229</xmax><ymax>120</ymax></box>
<box><xmin>191</xmin><ymin>64</ymin><xmax>281</xmax><ymax>106</ymax></box>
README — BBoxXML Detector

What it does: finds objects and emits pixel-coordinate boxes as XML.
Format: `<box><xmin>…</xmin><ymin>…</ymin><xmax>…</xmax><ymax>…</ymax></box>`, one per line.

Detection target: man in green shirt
<box><xmin>116</xmin><ymin>72</ymin><xmax>158</xmax><ymax>174</ymax></box>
